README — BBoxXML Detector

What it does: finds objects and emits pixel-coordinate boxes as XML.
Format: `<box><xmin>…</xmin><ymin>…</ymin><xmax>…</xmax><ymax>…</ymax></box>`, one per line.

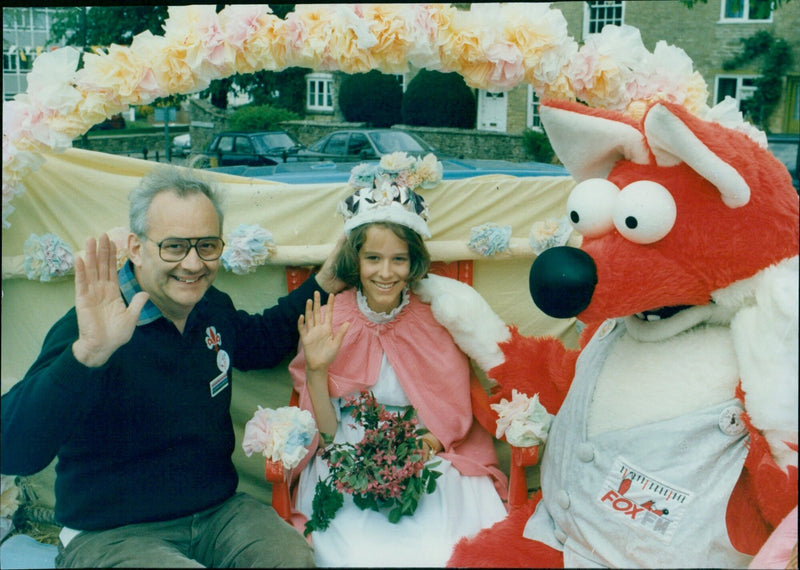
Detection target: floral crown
<box><xmin>337</xmin><ymin>152</ymin><xmax>440</xmax><ymax>238</ymax></box>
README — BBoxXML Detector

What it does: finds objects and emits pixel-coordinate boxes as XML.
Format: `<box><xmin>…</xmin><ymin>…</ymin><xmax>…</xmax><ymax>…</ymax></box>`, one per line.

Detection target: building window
<box><xmin>3</xmin><ymin>50</ymin><xmax>19</xmax><ymax>72</ymax></box>
<box><xmin>715</xmin><ymin>75</ymin><xmax>758</xmax><ymax>105</ymax></box>
<box><xmin>527</xmin><ymin>87</ymin><xmax>542</xmax><ymax>130</ymax></box>
<box><xmin>720</xmin><ymin>0</ymin><xmax>772</xmax><ymax>22</ymax></box>
<box><xmin>306</xmin><ymin>72</ymin><xmax>334</xmax><ymax>112</ymax></box>
<box><xmin>584</xmin><ymin>1</ymin><xmax>624</xmax><ymax>37</ymax></box>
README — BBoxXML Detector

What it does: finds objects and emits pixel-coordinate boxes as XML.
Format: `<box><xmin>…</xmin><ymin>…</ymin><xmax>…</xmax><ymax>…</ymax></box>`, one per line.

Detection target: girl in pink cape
<box><xmin>288</xmin><ymin>175</ymin><xmax>508</xmax><ymax>567</ymax></box>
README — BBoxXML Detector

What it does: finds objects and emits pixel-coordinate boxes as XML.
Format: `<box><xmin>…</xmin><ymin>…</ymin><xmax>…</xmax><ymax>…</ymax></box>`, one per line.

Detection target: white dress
<box><xmin>295</xmin><ymin>291</ymin><xmax>507</xmax><ymax>567</ymax></box>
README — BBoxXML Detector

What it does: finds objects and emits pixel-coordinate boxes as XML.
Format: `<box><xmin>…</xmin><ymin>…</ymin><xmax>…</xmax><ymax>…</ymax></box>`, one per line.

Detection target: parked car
<box><xmin>194</xmin><ymin>131</ymin><xmax>305</xmax><ymax>167</ymax></box>
<box><xmin>89</xmin><ymin>113</ymin><xmax>126</xmax><ymax>131</ymax></box>
<box><xmin>171</xmin><ymin>133</ymin><xmax>191</xmax><ymax>158</ymax></box>
<box><xmin>767</xmin><ymin>133</ymin><xmax>799</xmax><ymax>192</ymax></box>
<box><xmin>296</xmin><ymin>129</ymin><xmax>446</xmax><ymax>162</ymax></box>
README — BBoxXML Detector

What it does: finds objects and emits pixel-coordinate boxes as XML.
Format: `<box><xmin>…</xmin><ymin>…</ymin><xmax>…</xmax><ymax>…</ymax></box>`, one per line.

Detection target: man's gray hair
<box><xmin>129</xmin><ymin>167</ymin><xmax>225</xmax><ymax>237</ymax></box>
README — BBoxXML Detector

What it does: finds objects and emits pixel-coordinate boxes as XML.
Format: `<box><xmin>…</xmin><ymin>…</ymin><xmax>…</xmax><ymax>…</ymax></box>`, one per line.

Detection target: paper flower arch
<box><xmin>3</xmin><ymin>3</ymin><xmax>712</xmax><ymax>228</ymax></box>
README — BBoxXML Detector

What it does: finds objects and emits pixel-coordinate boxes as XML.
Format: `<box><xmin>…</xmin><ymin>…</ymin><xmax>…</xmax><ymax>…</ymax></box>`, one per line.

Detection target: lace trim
<box><xmin>356</xmin><ymin>287</ymin><xmax>410</xmax><ymax>324</ymax></box>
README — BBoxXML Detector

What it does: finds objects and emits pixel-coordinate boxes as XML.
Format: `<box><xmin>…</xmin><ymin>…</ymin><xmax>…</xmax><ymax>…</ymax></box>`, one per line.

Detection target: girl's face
<box><xmin>358</xmin><ymin>225</ymin><xmax>411</xmax><ymax>314</ymax></box>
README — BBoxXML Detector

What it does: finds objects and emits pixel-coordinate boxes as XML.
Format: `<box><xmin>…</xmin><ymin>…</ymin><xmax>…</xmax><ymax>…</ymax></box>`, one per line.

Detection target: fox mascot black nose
<box><xmin>529</xmin><ymin>246</ymin><xmax>597</xmax><ymax>319</ymax></box>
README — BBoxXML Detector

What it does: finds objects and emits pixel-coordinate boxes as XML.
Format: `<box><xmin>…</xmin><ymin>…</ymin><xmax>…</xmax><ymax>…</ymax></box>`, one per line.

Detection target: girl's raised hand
<box><xmin>297</xmin><ymin>291</ymin><xmax>350</xmax><ymax>372</ymax></box>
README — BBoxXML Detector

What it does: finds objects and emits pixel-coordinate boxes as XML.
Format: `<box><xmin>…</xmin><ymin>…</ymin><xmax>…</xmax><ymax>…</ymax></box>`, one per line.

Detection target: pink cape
<box><xmin>288</xmin><ymin>289</ymin><xmax>508</xmax><ymax>506</ymax></box>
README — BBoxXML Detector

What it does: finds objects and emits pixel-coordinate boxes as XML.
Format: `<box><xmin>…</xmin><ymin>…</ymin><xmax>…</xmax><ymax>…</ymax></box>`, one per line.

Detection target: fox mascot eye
<box><xmin>612</xmin><ymin>180</ymin><xmax>676</xmax><ymax>244</ymax></box>
<box><xmin>566</xmin><ymin>178</ymin><xmax>619</xmax><ymax>237</ymax></box>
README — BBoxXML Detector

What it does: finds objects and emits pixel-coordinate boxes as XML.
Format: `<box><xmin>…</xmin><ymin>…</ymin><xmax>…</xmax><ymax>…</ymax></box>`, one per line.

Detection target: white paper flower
<box><xmin>529</xmin><ymin>215</ymin><xmax>573</xmax><ymax>255</ymax></box>
<box><xmin>348</xmin><ymin>162</ymin><xmax>379</xmax><ymax>189</ymax></box>
<box><xmin>491</xmin><ymin>390</ymin><xmax>551</xmax><ymax>447</ymax></box>
<box><xmin>379</xmin><ymin>151</ymin><xmax>417</xmax><ymax>174</ymax></box>
<box><xmin>242</xmin><ymin>406</ymin><xmax>317</xmax><ymax>470</ymax></box>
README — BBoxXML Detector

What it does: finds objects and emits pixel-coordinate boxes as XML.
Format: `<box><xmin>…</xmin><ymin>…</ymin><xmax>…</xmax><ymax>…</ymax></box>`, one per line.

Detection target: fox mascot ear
<box><xmin>644</xmin><ymin>104</ymin><xmax>750</xmax><ymax>207</ymax></box>
<box><xmin>539</xmin><ymin>101</ymin><xmax>650</xmax><ymax>181</ymax></box>
<box><xmin>540</xmin><ymin>100</ymin><xmax>752</xmax><ymax>208</ymax></box>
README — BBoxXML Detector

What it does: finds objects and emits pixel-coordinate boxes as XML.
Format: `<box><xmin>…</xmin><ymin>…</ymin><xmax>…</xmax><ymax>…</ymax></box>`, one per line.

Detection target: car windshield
<box><xmin>768</xmin><ymin>140</ymin><xmax>798</xmax><ymax>176</ymax></box>
<box><xmin>370</xmin><ymin>131</ymin><xmax>429</xmax><ymax>153</ymax></box>
<box><xmin>256</xmin><ymin>133</ymin><xmax>298</xmax><ymax>152</ymax></box>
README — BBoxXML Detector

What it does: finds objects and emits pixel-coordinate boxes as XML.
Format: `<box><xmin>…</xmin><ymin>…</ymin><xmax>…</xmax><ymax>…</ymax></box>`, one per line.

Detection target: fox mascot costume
<box><xmin>419</xmin><ymin>99</ymin><xmax>797</xmax><ymax>568</ymax></box>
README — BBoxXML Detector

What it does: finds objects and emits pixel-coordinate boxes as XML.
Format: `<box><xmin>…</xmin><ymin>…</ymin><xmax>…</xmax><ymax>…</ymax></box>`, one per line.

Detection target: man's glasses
<box><xmin>147</xmin><ymin>236</ymin><xmax>225</xmax><ymax>262</ymax></box>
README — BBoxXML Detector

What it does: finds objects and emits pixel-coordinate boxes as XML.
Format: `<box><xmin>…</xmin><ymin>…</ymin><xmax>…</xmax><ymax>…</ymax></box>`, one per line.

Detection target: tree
<box><xmin>338</xmin><ymin>71</ymin><xmax>403</xmax><ymax>127</ymax></box>
<box><xmin>49</xmin><ymin>6</ymin><xmax>168</xmax><ymax>50</ymax></box>
<box><xmin>723</xmin><ymin>30</ymin><xmax>793</xmax><ymax>130</ymax></box>
<box><xmin>401</xmin><ymin>70</ymin><xmax>476</xmax><ymax>129</ymax></box>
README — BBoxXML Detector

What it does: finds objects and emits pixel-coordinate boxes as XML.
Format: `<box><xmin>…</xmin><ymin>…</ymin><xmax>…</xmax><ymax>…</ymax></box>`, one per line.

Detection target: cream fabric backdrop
<box><xmin>1</xmin><ymin>148</ymin><xmax>578</xmax><ymax>506</ymax></box>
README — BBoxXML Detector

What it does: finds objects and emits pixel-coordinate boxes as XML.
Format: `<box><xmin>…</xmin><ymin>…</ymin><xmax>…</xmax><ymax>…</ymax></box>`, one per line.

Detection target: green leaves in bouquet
<box><xmin>304</xmin><ymin>477</ymin><xmax>344</xmax><ymax>536</ymax></box>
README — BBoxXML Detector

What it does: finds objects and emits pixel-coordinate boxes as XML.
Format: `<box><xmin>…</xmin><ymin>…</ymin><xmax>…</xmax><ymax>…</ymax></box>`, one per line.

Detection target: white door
<box><xmin>477</xmin><ymin>91</ymin><xmax>508</xmax><ymax>132</ymax></box>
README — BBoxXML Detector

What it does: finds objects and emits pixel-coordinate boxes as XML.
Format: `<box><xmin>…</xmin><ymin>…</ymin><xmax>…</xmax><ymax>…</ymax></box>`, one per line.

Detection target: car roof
<box><xmin>214</xmin><ymin>131</ymin><xmax>290</xmax><ymax>136</ymax></box>
<box><xmin>208</xmin><ymin>158</ymin><xmax>568</xmax><ymax>184</ymax></box>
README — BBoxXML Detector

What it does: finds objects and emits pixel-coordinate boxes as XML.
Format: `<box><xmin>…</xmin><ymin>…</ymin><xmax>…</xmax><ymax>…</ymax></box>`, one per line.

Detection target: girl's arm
<box><xmin>298</xmin><ymin>291</ymin><xmax>350</xmax><ymax>438</ymax></box>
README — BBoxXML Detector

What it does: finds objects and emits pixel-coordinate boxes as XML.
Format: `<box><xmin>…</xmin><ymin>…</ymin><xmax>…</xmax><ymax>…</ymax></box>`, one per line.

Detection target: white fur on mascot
<box><xmin>422</xmin><ymin>99</ymin><xmax>797</xmax><ymax>568</ymax></box>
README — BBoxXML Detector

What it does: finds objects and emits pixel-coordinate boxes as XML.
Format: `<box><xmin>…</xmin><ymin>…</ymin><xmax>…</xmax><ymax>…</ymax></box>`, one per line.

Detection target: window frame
<box><xmin>526</xmin><ymin>86</ymin><xmax>543</xmax><ymax>131</ymax></box>
<box><xmin>719</xmin><ymin>0</ymin><xmax>773</xmax><ymax>23</ymax></box>
<box><xmin>306</xmin><ymin>72</ymin><xmax>334</xmax><ymax>112</ymax></box>
<box><xmin>583</xmin><ymin>0</ymin><xmax>625</xmax><ymax>38</ymax></box>
<box><xmin>714</xmin><ymin>74</ymin><xmax>759</xmax><ymax>106</ymax></box>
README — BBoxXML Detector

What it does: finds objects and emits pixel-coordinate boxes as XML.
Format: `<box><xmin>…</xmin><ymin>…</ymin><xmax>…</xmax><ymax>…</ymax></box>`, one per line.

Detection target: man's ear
<box><xmin>128</xmin><ymin>233</ymin><xmax>143</xmax><ymax>266</ymax></box>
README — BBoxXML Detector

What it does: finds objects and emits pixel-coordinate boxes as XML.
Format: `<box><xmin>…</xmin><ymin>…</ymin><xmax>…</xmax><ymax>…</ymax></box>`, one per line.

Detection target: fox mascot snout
<box><xmin>443</xmin><ymin>99</ymin><xmax>798</xmax><ymax>568</ymax></box>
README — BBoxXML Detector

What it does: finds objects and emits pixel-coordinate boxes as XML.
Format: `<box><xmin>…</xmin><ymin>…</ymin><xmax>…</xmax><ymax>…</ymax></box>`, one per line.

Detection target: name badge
<box><xmin>217</xmin><ymin>349</ymin><xmax>230</xmax><ymax>373</ymax></box>
<box><xmin>209</xmin><ymin>370</ymin><xmax>229</xmax><ymax>397</ymax></box>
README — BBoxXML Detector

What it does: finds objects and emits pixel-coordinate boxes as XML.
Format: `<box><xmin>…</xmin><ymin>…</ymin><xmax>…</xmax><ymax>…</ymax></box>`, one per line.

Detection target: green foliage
<box><xmin>49</xmin><ymin>6</ymin><xmax>168</xmax><ymax>49</ymax></box>
<box><xmin>338</xmin><ymin>71</ymin><xmax>403</xmax><ymax>127</ymax></box>
<box><xmin>402</xmin><ymin>70</ymin><xmax>476</xmax><ymax>129</ymax></box>
<box><xmin>227</xmin><ymin>104</ymin><xmax>300</xmax><ymax>132</ymax></box>
<box><xmin>723</xmin><ymin>30</ymin><xmax>793</xmax><ymax>130</ymax></box>
<box><xmin>522</xmin><ymin>129</ymin><xmax>556</xmax><ymax>164</ymax></box>
<box><xmin>201</xmin><ymin>68</ymin><xmax>309</xmax><ymax>113</ymax></box>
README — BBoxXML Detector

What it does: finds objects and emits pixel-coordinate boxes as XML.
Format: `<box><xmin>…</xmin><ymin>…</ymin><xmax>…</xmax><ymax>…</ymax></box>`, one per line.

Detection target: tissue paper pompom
<box><xmin>23</xmin><ymin>233</ymin><xmax>74</xmax><ymax>282</ymax></box>
<box><xmin>529</xmin><ymin>215</ymin><xmax>573</xmax><ymax>255</ymax></box>
<box><xmin>242</xmin><ymin>405</ymin><xmax>317</xmax><ymax>470</ymax></box>
<box><xmin>221</xmin><ymin>223</ymin><xmax>276</xmax><ymax>275</ymax></box>
<box><xmin>468</xmin><ymin>223</ymin><xmax>512</xmax><ymax>256</ymax></box>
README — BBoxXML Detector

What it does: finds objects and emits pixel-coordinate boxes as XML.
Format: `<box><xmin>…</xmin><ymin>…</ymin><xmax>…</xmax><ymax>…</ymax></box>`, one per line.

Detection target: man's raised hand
<box><xmin>71</xmin><ymin>234</ymin><xmax>149</xmax><ymax>368</ymax></box>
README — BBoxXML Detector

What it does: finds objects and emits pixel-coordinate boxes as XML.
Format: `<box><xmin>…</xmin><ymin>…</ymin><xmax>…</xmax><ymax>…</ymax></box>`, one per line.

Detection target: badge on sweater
<box><xmin>205</xmin><ymin>325</ymin><xmax>230</xmax><ymax>396</ymax></box>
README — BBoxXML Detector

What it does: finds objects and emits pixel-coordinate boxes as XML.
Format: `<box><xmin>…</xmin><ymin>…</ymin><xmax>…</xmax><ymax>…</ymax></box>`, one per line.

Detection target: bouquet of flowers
<box><xmin>304</xmin><ymin>392</ymin><xmax>442</xmax><ymax>536</ymax></box>
<box><xmin>242</xmin><ymin>405</ymin><xmax>317</xmax><ymax>470</ymax></box>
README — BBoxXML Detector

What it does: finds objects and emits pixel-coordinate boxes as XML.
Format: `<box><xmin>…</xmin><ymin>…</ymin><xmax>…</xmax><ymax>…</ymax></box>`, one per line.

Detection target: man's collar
<box><xmin>118</xmin><ymin>260</ymin><xmax>162</xmax><ymax>326</ymax></box>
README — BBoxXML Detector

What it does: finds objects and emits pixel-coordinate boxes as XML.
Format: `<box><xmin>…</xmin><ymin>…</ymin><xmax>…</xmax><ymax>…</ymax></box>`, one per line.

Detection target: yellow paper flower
<box><xmin>235</xmin><ymin>14</ymin><xmax>287</xmax><ymax>73</ymax></box>
<box><xmin>79</xmin><ymin>44</ymin><xmax>152</xmax><ymax>105</ymax></box>
<box><xmin>362</xmin><ymin>4</ymin><xmax>413</xmax><ymax>74</ymax></box>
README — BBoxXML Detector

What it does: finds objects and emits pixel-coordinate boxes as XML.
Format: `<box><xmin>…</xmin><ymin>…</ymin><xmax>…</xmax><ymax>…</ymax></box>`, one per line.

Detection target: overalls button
<box><xmin>577</xmin><ymin>443</ymin><xmax>594</xmax><ymax>462</ymax></box>
<box><xmin>719</xmin><ymin>405</ymin><xmax>746</xmax><ymax>436</ymax></box>
<box><xmin>557</xmin><ymin>490</ymin><xmax>571</xmax><ymax>509</ymax></box>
